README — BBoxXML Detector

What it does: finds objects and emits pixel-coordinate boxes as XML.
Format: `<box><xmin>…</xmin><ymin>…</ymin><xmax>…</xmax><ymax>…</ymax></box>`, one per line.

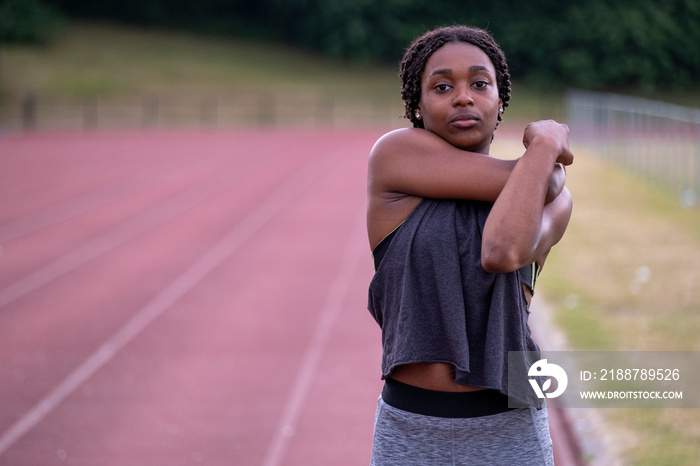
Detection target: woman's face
<box><xmin>416</xmin><ymin>42</ymin><xmax>502</xmax><ymax>154</ymax></box>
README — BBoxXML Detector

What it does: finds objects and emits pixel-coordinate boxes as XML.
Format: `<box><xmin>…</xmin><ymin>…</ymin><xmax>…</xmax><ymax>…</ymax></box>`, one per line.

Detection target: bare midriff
<box><xmin>388</xmin><ymin>285</ymin><xmax>533</xmax><ymax>392</ymax></box>
<box><xmin>389</xmin><ymin>362</ymin><xmax>484</xmax><ymax>392</ymax></box>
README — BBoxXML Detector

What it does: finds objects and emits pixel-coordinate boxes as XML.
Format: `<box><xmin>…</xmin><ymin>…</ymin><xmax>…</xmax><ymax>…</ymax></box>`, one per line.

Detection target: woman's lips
<box><xmin>450</xmin><ymin>113</ymin><xmax>479</xmax><ymax>128</ymax></box>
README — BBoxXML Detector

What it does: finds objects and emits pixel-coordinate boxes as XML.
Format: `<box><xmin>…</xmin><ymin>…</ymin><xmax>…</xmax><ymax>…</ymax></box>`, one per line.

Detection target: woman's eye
<box><xmin>473</xmin><ymin>81</ymin><xmax>489</xmax><ymax>89</ymax></box>
<box><xmin>435</xmin><ymin>84</ymin><xmax>451</xmax><ymax>92</ymax></box>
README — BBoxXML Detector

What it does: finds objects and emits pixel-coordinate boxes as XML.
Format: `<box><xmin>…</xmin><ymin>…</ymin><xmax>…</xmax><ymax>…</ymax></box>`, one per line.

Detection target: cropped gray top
<box><xmin>367</xmin><ymin>198</ymin><xmax>542</xmax><ymax>407</ymax></box>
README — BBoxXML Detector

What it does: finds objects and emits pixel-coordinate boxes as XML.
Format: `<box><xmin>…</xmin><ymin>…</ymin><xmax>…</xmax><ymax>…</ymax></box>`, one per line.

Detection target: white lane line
<box><xmin>0</xmin><ymin>151</ymin><xmax>335</xmax><ymax>456</ymax></box>
<box><xmin>0</xmin><ymin>151</ymin><xmax>274</xmax><ymax>310</ymax></box>
<box><xmin>262</xmin><ymin>208</ymin><xmax>368</xmax><ymax>466</ymax></box>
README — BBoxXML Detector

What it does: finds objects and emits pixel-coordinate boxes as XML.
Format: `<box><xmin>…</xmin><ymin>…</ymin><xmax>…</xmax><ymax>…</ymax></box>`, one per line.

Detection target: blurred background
<box><xmin>2</xmin><ymin>0</ymin><xmax>700</xmax><ymax>464</ymax></box>
<box><xmin>3</xmin><ymin>0</ymin><xmax>700</xmax><ymax>131</ymax></box>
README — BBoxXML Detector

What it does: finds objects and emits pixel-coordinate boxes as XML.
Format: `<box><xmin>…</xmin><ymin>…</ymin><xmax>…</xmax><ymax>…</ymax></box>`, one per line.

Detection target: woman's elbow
<box><xmin>480</xmin><ymin>244</ymin><xmax>524</xmax><ymax>274</ymax></box>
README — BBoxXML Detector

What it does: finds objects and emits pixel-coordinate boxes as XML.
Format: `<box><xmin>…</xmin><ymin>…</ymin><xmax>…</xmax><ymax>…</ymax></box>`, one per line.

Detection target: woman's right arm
<box><xmin>368</xmin><ymin>128</ymin><xmax>518</xmax><ymax>202</ymax></box>
<box><xmin>366</xmin><ymin>126</ymin><xmax>566</xmax><ymax>250</ymax></box>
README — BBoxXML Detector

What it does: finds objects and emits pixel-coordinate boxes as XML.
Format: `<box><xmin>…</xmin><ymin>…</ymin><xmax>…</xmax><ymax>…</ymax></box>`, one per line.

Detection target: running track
<box><xmin>0</xmin><ymin>129</ymin><xmax>581</xmax><ymax>465</ymax></box>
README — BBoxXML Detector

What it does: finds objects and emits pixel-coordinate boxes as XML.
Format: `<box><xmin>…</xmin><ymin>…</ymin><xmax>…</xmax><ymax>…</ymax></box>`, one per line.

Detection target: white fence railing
<box><xmin>566</xmin><ymin>89</ymin><xmax>700</xmax><ymax>207</ymax></box>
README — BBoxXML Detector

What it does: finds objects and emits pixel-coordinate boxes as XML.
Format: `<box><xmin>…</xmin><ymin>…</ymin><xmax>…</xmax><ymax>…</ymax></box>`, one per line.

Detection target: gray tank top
<box><xmin>368</xmin><ymin>198</ymin><xmax>542</xmax><ymax>407</ymax></box>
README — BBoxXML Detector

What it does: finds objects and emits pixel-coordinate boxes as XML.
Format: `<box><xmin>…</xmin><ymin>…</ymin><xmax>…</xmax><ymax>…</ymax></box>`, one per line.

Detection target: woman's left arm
<box><xmin>531</xmin><ymin>187</ymin><xmax>572</xmax><ymax>269</ymax></box>
<box><xmin>481</xmin><ymin>121</ymin><xmax>573</xmax><ymax>273</ymax></box>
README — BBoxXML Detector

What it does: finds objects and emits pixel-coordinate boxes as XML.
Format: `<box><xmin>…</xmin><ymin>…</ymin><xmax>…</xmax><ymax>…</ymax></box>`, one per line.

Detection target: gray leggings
<box><xmin>371</xmin><ymin>396</ymin><xmax>554</xmax><ymax>466</ymax></box>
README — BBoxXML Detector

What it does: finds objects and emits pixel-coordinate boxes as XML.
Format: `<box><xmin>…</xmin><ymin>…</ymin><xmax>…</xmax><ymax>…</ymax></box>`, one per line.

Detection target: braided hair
<box><xmin>399</xmin><ymin>26</ymin><xmax>511</xmax><ymax>129</ymax></box>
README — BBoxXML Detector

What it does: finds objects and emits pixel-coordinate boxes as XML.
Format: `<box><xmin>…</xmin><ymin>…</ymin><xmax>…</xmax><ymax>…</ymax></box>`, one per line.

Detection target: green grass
<box><xmin>541</xmin><ymin>148</ymin><xmax>700</xmax><ymax>352</ymax></box>
<box><xmin>610</xmin><ymin>409</ymin><xmax>700</xmax><ymax>466</ymax></box>
<box><xmin>538</xmin><ymin>148</ymin><xmax>700</xmax><ymax>465</ymax></box>
<box><xmin>1</xmin><ymin>21</ymin><xmax>401</xmax><ymax>100</ymax></box>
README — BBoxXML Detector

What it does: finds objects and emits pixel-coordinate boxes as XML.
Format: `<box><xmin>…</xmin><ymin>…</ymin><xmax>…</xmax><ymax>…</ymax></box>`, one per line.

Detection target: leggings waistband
<box><xmin>381</xmin><ymin>377</ymin><xmax>516</xmax><ymax>418</ymax></box>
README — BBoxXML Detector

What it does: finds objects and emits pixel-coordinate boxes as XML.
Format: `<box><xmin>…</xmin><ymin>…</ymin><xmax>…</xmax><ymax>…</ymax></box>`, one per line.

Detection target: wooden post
<box><xmin>83</xmin><ymin>98</ymin><xmax>98</xmax><ymax>130</ymax></box>
<box><xmin>22</xmin><ymin>93</ymin><xmax>37</xmax><ymax>130</ymax></box>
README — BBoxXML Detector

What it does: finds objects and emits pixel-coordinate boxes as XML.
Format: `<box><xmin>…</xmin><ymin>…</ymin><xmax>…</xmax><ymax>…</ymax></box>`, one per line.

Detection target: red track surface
<box><xmin>0</xmin><ymin>129</ymin><xmax>580</xmax><ymax>465</ymax></box>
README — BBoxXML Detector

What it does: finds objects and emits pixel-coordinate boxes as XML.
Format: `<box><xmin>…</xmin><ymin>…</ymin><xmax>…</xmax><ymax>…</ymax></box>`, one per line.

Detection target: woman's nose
<box><xmin>452</xmin><ymin>85</ymin><xmax>474</xmax><ymax>106</ymax></box>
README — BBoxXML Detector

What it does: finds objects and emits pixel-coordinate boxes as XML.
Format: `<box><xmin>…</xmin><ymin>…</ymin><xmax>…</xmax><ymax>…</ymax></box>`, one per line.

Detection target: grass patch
<box><xmin>0</xmin><ymin>21</ymin><xmax>402</xmax><ymax>100</ymax></box>
<box><xmin>538</xmin><ymin>147</ymin><xmax>700</xmax><ymax>464</ymax></box>
<box><xmin>609</xmin><ymin>409</ymin><xmax>700</xmax><ymax>466</ymax></box>
<box><xmin>546</xmin><ymin>149</ymin><xmax>700</xmax><ymax>351</ymax></box>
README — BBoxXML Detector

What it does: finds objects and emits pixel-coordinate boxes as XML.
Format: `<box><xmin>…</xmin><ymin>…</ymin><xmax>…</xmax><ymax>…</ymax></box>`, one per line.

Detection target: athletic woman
<box><xmin>366</xmin><ymin>26</ymin><xmax>573</xmax><ymax>465</ymax></box>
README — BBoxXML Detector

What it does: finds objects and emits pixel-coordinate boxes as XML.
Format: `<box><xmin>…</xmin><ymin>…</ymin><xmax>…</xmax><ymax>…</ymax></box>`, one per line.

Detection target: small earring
<box><xmin>415</xmin><ymin>112</ymin><xmax>421</xmax><ymax>119</ymax></box>
<box><xmin>499</xmin><ymin>107</ymin><xmax>504</xmax><ymax>114</ymax></box>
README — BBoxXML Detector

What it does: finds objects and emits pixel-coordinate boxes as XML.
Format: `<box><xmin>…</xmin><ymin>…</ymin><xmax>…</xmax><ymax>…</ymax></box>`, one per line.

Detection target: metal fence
<box><xmin>2</xmin><ymin>90</ymin><xmax>406</xmax><ymax>132</ymax></box>
<box><xmin>566</xmin><ymin>89</ymin><xmax>700</xmax><ymax>207</ymax></box>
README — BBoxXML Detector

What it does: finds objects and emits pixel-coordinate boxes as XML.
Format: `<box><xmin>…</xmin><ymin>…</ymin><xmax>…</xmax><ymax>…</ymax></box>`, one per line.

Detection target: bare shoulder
<box><xmin>369</xmin><ymin>128</ymin><xmax>418</xmax><ymax>168</ymax></box>
<box><xmin>370</xmin><ymin>127</ymin><xmax>441</xmax><ymax>161</ymax></box>
<box><xmin>368</xmin><ymin>127</ymin><xmax>448</xmax><ymax>194</ymax></box>
<box><xmin>367</xmin><ymin>129</ymin><xmax>424</xmax><ymax>250</ymax></box>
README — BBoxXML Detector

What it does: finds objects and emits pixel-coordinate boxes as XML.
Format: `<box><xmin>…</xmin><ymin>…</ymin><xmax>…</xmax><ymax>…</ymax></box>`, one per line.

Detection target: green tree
<box><xmin>0</xmin><ymin>0</ymin><xmax>62</xmax><ymax>43</ymax></box>
<box><xmin>36</xmin><ymin>0</ymin><xmax>700</xmax><ymax>91</ymax></box>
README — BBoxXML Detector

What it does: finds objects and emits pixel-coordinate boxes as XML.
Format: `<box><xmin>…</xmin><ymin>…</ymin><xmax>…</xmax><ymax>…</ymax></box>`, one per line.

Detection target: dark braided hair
<box><xmin>399</xmin><ymin>26</ymin><xmax>511</xmax><ymax>129</ymax></box>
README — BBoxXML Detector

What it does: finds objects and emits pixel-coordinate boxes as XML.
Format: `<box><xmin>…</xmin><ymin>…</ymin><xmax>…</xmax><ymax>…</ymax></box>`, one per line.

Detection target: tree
<box><xmin>0</xmin><ymin>0</ymin><xmax>62</xmax><ymax>43</ymax></box>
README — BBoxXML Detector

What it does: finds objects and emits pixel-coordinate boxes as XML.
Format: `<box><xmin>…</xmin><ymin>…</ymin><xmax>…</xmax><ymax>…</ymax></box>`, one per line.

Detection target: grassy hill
<box><xmin>0</xmin><ymin>21</ymin><xmax>566</xmax><ymax>130</ymax></box>
<box><xmin>1</xmin><ymin>22</ymin><xmax>398</xmax><ymax>98</ymax></box>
